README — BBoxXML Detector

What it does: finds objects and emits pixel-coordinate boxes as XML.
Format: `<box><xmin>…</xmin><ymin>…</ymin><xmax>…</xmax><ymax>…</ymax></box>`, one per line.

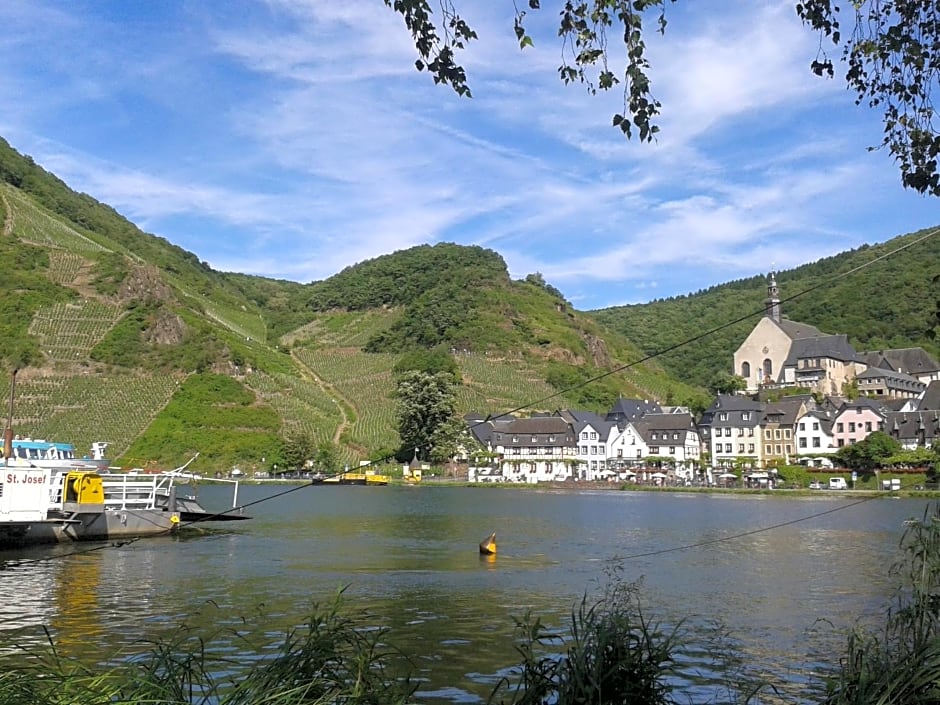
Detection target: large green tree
<box><xmin>836</xmin><ymin>431</ymin><xmax>902</xmax><ymax>474</ymax></box>
<box><xmin>395</xmin><ymin>370</ymin><xmax>458</xmax><ymax>462</ymax></box>
<box><xmin>385</xmin><ymin>0</ymin><xmax>940</xmax><ymax>196</ymax></box>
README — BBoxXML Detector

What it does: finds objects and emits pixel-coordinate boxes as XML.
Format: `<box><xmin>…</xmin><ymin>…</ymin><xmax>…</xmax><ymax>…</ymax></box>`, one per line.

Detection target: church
<box><xmin>733</xmin><ymin>273</ymin><xmax>864</xmax><ymax>396</ymax></box>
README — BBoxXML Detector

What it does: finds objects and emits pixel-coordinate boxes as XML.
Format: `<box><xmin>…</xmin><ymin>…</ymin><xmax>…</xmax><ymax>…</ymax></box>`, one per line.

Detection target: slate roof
<box><xmin>634</xmin><ymin>413</ymin><xmax>697</xmax><ymax>434</ymax></box>
<box><xmin>800</xmin><ymin>409</ymin><xmax>834</xmax><ymax>435</ymax></box>
<box><xmin>861</xmin><ymin>347</ymin><xmax>940</xmax><ymax>376</ymax></box>
<box><xmin>856</xmin><ymin>366</ymin><xmax>926</xmax><ymax>394</ymax></box>
<box><xmin>762</xmin><ymin>399</ymin><xmax>804</xmax><ymax>425</ymax></box>
<box><xmin>784</xmin><ymin>334</ymin><xmax>860</xmax><ymax>365</ymax></box>
<box><xmin>606</xmin><ymin>398</ymin><xmax>662</xmax><ymax>423</ymax></box>
<box><xmin>776</xmin><ymin>318</ymin><xmax>823</xmax><ymax>340</ymax></box>
<box><xmin>700</xmin><ymin>395</ymin><xmax>764</xmax><ymax>428</ymax></box>
<box><xmin>920</xmin><ymin>381</ymin><xmax>940</xmax><ymax>411</ymax></box>
<box><xmin>885</xmin><ymin>410</ymin><xmax>940</xmax><ymax>444</ymax></box>
<box><xmin>556</xmin><ymin>409</ymin><xmax>607</xmax><ymax>427</ymax></box>
<box><xmin>498</xmin><ymin>416</ymin><xmax>575</xmax><ymax>449</ymax></box>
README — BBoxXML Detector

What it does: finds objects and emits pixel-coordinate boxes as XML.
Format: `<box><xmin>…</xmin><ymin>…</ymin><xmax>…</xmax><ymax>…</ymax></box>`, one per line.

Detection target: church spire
<box><xmin>764</xmin><ymin>271</ymin><xmax>781</xmax><ymax>322</ymax></box>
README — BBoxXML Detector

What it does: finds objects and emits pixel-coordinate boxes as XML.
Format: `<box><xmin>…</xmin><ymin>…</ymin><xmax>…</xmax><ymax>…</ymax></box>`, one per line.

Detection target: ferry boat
<box><xmin>6</xmin><ymin>437</ymin><xmax>111</xmax><ymax>472</ymax></box>
<box><xmin>0</xmin><ymin>448</ymin><xmax>248</xmax><ymax>548</ymax></box>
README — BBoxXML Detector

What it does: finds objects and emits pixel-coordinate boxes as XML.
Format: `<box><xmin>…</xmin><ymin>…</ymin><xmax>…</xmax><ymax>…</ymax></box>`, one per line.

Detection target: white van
<box><xmin>828</xmin><ymin>477</ymin><xmax>847</xmax><ymax>490</ymax></box>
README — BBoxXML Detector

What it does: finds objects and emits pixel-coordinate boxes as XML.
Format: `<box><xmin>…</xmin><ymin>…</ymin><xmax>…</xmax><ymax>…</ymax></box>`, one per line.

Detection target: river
<box><xmin>0</xmin><ymin>484</ymin><xmax>931</xmax><ymax>703</ymax></box>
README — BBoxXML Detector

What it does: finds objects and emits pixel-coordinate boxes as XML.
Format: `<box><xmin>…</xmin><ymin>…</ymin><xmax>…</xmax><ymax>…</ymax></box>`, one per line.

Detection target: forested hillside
<box><xmin>591</xmin><ymin>227</ymin><xmax>940</xmax><ymax>389</ymax></box>
<box><xmin>0</xmin><ymin>136</ymin><xmax>697</xmax><ymax>472</ymax></box>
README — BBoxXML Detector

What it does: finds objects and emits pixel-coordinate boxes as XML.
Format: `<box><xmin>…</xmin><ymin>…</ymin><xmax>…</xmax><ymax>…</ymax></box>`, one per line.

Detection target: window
<box><xmin>775</xmin><ymin>444</ymin><xmax>782</xmax><ymax>454</ymax></box>
<box><xmin>784</xmin><ymin>429</ymin><xmax>791</xmax><ymax>439</ymax></box>
<box><xmin>764</xmin><ymin>429</ymin><xmax>772</xmax><ymax>439</ymax></box>
<box><xmin>724</xmin><ymin>443</ymin><xmax>732</xmax><ymax>453</ymax></box>
<box><xmin>765</xmin><ymin>444</ymin><xmax>772</xmax><ymax>454</ymax></box>
<box><xmin>580</xmin><ymin>445</ymin><xmax>588</xmax><ymax>454</ymax></box>
<box><xmin>748</xmin><ymin>444</ymin><xmax>755</xmax><ymax>453</ymax></box>
<box><xmin>738</xmin><ymin>444</ymin><xmax>745</xmax><ymax>453</ymax></box>
<box><xmin>785</xmin><ymin>444</ymin><xmax>792</xmax><ymax>454</ymax></box>
<box><xmin>774</xmin><ymin>429</ymin><xmax>781</xmax><ymax>439</ymax></box>
<box><xmin>651</xmin><ymin>432</ymin><xmax>658</xmax><ymax>440</ymax></box>
<box><xmin>836</xmin><ymin>423</ymin><xmax>844</xmax><ymax>432</ymax></box>
<box><xmin>719</xmin><ymin>412</ymin><xmax>728</xmax><ymax>421</ymax></box>
<box><xmin>669</xmin><ymin>447</ymin><xmax>675</xmax><ymax>454</ymax></box>
<box><xmin>837</xmin><ymin>439</ymin><xmax>845</xmax><ymax>447</ymax></box>
<box><xmin>650</xmin><ymin>446</ymin><xmax>659</xmax><ymax>454</ymax></box>
<box><xmin>812</xmin><ymin>437</ymin><xmax>821</xmax><ymax>448</ymax></box>
<box><xmin>672</xmin><ymin>433</ymin><xmax>679</xmax><ymax>440</ymax></box>
<box><xmin>856</xmin><ymin>407</ymin><xmax>862</xmax><ymax>414</ymax></box>
<box><xmin>865</xmin><ymin>422</ymin><xmax>872</xmax><ymax>432</ymax></box>
<box><xmin>545</xmin><ymin>447</ymin><xmax>553</xmax><ymax>455</ymax></box>
<box><xmin>848</xmin><ymin>422</ymin><xmax>856</xmax><ymax>433</ymax></box>
<box><xmin>589</xmin><ymin>432</ymin><xmax>597</xmax><ymax>440</ymax></box>
<box><xmin>763</xmin><ymin>358</ymin><xmax>773</xmax><ymax>378</ymax></box>
<box><xmin>617</xmin><ymin>449</ymin><xmax>622</xmax><ymax>457</ymax></box>
<box><xmin>742</xmin><ymin>412</ymin><xmax>750</xmax><ymax>421</ymax></box>
<box><xmin>531</xmin><ymin>436</ymin><xmax>538</xmax><ymax>443</ymax></box>
<box><xmin>799</xmin><ymin>437</ymin><xmax>807</xmax><ymax>448</ymax></box>
<box><xmin>590</xmin><ymin>446</ymin><xmax>597</xmax><ymax>455</ymax></box>
<box><xmin>799</xmin><ymin>422</ymin><xmax>805</xmax><ymax>431</ymax></box>
<box><xmin>742</xmin><ymin>361</ymin><xmax>751</xmax><ymax>378</ymax></box>
<box><xmin>748</xmin><ymin>428</ymin><xmax>754</xmax><ymax>437</ymax></box>
<box><xmin>813</xmin><ymin>422</ymin><xmax>819</xmax><ymax>431</ymax></box>
<box><xmin>581</xmin><ymin>432</ymin><xmax>588</xmax><ymax>440</ymax></box>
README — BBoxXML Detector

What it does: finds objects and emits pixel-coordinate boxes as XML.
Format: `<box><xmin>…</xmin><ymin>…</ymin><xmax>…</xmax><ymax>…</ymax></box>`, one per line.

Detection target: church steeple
<box><xmin>764</xmin><ymin>271</ymin><xmax>781</xmax><ymax>322</ymax></box>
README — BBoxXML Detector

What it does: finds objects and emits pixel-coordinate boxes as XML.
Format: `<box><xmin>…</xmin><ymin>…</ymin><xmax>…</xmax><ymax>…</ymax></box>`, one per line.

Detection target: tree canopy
<box><xmin>385</xmin><ymin>1</ymin><xmax>940</xmax><ymax>196</ymax></box>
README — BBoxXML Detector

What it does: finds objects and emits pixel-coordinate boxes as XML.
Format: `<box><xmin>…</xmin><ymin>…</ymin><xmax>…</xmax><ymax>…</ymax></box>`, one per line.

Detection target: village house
<box><xmin>861</xmin><ymin>348</ymin><xmax>940</xmax><ymax>385</ymax></box>
<box><xmin>488</xmin><ymin>416</ymin><xmax>577</xmax><ymax>483</ymax></box>
<box><xmin>759</xmin><ymin>398</ymin><xmax>805</xmax><ymax>466</ymax></box>
<box><xmin>855</xmin><ymin>366</ymin><xmax>927</xmax><ymax>399</ymax></box>
<box><xmin>831</xmin><ymin>399</ymin><xmax>885</xmax><ymax>447</ymax></box>
<box><xmin>556</xmin><ymin>410</ymin><xmax>619</xmax><ymax>481</ymax></box>
<box><xmin>698</xmin><ymin>395</ymin><xmax>764</xmax><ymax>469</ymax></box>
<box><xmin>794</xmin><ymin>409</ymin><xmax>837</xmax><ymax>459</ymax></box>
<box><xmin>884</xmin><ymin>410</ymin><xmax>940</xmax><ymax>449</ymax></box>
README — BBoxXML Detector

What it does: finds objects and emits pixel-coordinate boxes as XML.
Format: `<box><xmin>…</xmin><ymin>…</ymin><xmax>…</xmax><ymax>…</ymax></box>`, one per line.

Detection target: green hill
<box><xmin>0</xmin><ymin>137</ymin><xmax>698</xmax><ymax>473</ymax></box>
<box><xmin>590</xmin><ymin>226</ymin><xmax>940</xmax><ymax>389</ymax></box>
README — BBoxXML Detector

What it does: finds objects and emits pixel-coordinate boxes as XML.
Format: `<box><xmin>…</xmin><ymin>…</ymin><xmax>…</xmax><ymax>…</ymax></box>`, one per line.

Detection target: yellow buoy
<box><xmin>479</xmin><ymin>531</ymin><xmax>496</xmax><ymax>555</ymax></box>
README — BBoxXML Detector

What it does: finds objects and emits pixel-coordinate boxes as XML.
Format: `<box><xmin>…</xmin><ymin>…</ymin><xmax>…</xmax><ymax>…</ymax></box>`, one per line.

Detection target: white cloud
<box><xmin>0</xmin><ymin>0</ymin><xmax>935</xmax><ymax>310</ymax></box>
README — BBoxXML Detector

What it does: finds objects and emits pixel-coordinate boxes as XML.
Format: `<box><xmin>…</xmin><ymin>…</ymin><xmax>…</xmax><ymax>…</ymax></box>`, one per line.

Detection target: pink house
<box><xmin>831</xmin><ymin>400</ymin><xmax>885</xmax><ymax>447</ymax></box>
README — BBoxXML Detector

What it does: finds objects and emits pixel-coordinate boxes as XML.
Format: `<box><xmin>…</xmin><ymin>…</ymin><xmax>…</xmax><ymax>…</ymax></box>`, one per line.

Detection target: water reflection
<box><xmin>0</xmin><ymin>487</ymin><xmax>930</xmax><ymax>704</ymax></box>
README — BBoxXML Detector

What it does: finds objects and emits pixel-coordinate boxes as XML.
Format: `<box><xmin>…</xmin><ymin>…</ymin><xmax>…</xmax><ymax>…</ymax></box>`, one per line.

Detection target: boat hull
<box><xmin>0</xmin><ymin>508</ymin><xmax>180</xmax><ymax>549</ymax></box>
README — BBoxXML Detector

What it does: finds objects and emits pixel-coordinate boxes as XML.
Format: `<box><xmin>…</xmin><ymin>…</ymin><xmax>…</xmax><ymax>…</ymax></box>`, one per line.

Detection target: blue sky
<box><xmin>1</xmin><ymin>1</ymin><xmax>937</xmax><ymax>311</ymax></box>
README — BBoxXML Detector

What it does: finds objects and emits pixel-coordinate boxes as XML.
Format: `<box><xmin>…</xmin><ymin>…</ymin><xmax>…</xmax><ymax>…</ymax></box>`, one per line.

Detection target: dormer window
<box><xmin>742</xmin><ymin>412</ymin><xmax>750</xmax><ymax>421</ymax></box>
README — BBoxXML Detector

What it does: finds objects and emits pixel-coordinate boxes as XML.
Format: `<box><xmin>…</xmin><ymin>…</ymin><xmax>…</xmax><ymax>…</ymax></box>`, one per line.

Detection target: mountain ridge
<box><xmin>0</xmin><ymin>137</ymin><xmax>699</xmax><ymax>472</ymax></box>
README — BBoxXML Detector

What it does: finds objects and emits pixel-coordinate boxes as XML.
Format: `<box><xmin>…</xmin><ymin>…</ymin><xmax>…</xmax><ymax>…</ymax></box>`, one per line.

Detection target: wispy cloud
<box><xmin>0</xmin><ymin>0</ymin><xmax>935</xmax><ymax>308</ymax></box>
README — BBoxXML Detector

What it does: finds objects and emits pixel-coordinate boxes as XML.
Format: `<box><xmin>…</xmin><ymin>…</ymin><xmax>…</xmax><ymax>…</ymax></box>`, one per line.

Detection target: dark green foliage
<box><xmin>0</xmin><ymin>237</ymin><xmax>72</xmax><ymax>368</ymax></box>
<box><xmin>281</xmin><ymin>431</ymin><xmax>315</xmax><ymax>470</ymax></box>
<box><xmin>593</xmin><ymin>229</ymin><xmax>940</xmax><ymax>388</ymax></box>
<box><xmin>118</xmin><ymin>374</ymin><xmax>282</xmax><ymax>471</ymax></box>
<box><xmin>835</xmin><ymin>431</ymin><xmax>901</xmax><ymax>474</ymax></box>
<box><xmin>307</xmin><ymin>242</ymin><xmax>507</xmax><ymax>311</ymax></box>
<box><xmin>489</xmin><ymin>578</ymin><xmax>684</xmax><ymax>705</ymax></box>
<box><xmin>545</xmin><ymin>361</ymin><xmax>620</xmax><ymax>412</ymax></box>
<box><xmin>89</xmin><ymin>300</ymin><xmax>159</xmax><ymax>368</ymax></box>
<box><xmin>90</xmin><ymin>251</ymin><xmax>130</xmax><ymax>296</ymax></box>
<box><xmin>392</xmin><ymin>347</ymin><xmax>459</xmax><ymax>380</ymax></box>
<box><xmin>395</xmin><ymin>370</ymin><xmax>458</xmax><ymax>461</ymax></box>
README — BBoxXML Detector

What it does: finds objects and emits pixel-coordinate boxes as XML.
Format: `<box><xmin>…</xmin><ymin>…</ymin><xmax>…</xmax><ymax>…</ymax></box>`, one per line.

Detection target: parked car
<box><xmin>808</xmin><ymin>480</ymin><xmax>822</xmax><ymax>490</ymax></box>
<box><xmin>828</xmin><ymin>477</ymin><xmax>848</xmax><ymax>490</ymax></box>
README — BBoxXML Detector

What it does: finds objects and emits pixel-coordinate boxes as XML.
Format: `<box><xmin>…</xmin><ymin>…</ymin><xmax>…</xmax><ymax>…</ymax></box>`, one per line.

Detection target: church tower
<box><xmin>764</xmin><ymin>271</ymin><xmax>781</xmax><ymax>322</ymax></box>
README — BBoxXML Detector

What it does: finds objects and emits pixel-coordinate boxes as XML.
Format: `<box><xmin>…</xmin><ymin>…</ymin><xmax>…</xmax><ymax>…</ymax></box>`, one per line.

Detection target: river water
<box><xmin>0</xmin><ymin>485</ymin><xmax>931</xmax><ymax>703</ymax></box>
